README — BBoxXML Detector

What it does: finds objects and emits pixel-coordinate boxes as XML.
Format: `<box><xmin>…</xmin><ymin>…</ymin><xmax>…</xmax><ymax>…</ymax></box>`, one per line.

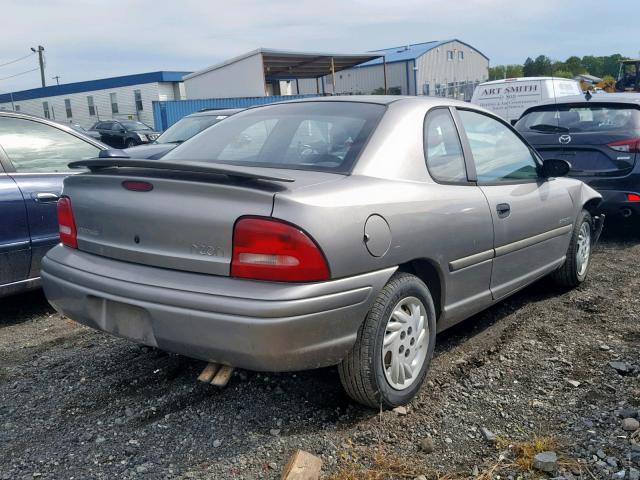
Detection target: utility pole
<box><xmin>51</xmin><ymin>75</ymin><xmax>60</xmax><ymax>85</ymax></box>
<box><xmin>30</xmin><ymin>45</ymin><xmax>45</xmax><ymax>87</ymax></box>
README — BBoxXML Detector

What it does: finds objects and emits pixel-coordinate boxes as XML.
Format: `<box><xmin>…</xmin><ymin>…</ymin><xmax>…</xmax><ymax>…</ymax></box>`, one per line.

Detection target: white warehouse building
<box><xmin>0</xmin><ymin>71</ymin><xmax>190</xmax><ymax>130</ymax></box>
<box><xmin>297</xmin><ymin>39</ymin><xmax>489</xmax><ymax>99</ymax></box>
<box><xmin>183</xmin><ymin>39</ymin><xmax>488</xmax><ymax>101</ymax></box>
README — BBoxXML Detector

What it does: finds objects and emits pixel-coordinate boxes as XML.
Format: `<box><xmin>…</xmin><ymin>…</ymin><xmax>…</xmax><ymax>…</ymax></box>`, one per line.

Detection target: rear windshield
<box><xmin>516</xmin><ymin>103</ymin><xmax>640</xmax><ymax>134</ymax></box>
<box><xmin>156</xmin><ymin>115</ymin><xmax>227</xmax><ymax>144</ymax></box>
<box><xmin>163</xmin><ymin>102</ymin><xmax>386</xmax><ymax>173</ymax></box>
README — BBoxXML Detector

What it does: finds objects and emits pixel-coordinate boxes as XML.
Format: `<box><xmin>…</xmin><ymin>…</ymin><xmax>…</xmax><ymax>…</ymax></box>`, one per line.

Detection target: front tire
<box><xmin>125</xmin><ymin>139</ymin><xmax>138</xmax><ymax>148</ymax></box>
<box><xmin>551</xmin><ymin>209</ymin><xmax>593</xmax><ymax>287</ymax></box>
<box><xmin>338</xmin><ymin>272</ymin><xmax>436</xmax><ymax>409</ymax></box>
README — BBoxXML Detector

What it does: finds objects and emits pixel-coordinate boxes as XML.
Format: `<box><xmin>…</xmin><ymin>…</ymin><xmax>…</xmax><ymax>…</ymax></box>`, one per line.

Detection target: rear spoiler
<box><xmin>68</xmin><ymin>158</ymin><xmax>295</xmax><ymax>183</ymax></box>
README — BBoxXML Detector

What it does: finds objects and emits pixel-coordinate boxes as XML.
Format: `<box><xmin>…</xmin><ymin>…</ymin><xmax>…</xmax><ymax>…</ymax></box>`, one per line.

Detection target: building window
<box><xmin>64</xmin><ymin>99</ymin><xmax>72</xmax><ymax>118</ymax></box>
<box><xmin>87</xmin><ymin>96</ymin><xmax>96</xmax><ymax>116</ymax></box>
<box><xmin>43</xmin><ymin>101</ymin><xmax>50</xmax><ymax>119</ymax></box>
<box><xmin>447</xmin><ymin>50</ymin><xmax>454</xmax><ymax>61</ymax></box>
<box><xmin>134</xmin><ymin>89</ymin><xmax>143</xmax><ymax>111</ymax></box>
<box><xmin>14</xmin><ymin>105</ymin><xmax>20</xmax><ymax>112</ymax></box>
<box><xmin>110</xmin><ymin>92</ymin><xmax>118</xmax><ymax>114</ymax></box>
<box><xmin>458</xmin><ymin>51</ymin><xmax>464</xmax><ymax>60</ymax></box>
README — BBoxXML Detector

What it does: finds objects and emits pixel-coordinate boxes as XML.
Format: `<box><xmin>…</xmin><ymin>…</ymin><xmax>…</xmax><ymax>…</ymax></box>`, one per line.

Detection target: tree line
<box><xmin>488</xmin><ymin>54</ymin><xmax>627</xmax><ymax>81</ymax></box>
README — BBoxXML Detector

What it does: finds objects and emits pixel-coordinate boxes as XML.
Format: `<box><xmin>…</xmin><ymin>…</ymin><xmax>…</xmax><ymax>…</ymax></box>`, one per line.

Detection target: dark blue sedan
<box><xmin>0</xmin><ymin>111</ymin><xmax>106</xmax><ymax>297</ymax></box>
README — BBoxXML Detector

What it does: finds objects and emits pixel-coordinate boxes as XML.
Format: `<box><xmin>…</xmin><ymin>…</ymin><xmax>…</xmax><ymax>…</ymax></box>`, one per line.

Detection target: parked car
<box><xmin>41</xmin><ymin>97</ymin><xmax>603</xmax><ymax>408</ymax></box>
<box><xmin>0</xmin><ymin>111</ymin><xmax>106</xmax><ymax>297</ymax></box>
<box><xmin>471</xmin><ymin>77</ymin><xmax>582</xmax><ymax>125</ymax></box>
<box><xmin>67</xmin><ymin>122</ymin><xmax>102</xmax><ymax>141</ymax></box>
<box><xmin>516</xmin><ymin>93</ymin><xmax>640</xmax><ymax>219</ymax></box>
<box><xmin>89</xmin><ymin>120</ymin><xmax>160</xmax><ymax>148</ymax></box>
<box><xmin>119</xmin><ymin>108</ymin><xmax>243</xmax><ymax>159</ymax></box>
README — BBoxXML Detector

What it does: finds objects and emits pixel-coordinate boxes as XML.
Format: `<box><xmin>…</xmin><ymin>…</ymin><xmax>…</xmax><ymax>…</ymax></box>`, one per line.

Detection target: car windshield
<box><xmin>163</xmin><ymin>102</ymin><xmax>386</xmax><ymax>173</ymax></box>
<box><xmin>120</xmin><ymin>121</ymin><xmax>151</xmax><ymax>131</ymax></box>
<box><xmin>156</xmin><ymin>115</ymin><xmax>228</xmax><ymax>144</ymax></box>
<box><xmin>517</xmin><ymin>104</ymin><xmax>640</xmax><ymax>134</ymax></box>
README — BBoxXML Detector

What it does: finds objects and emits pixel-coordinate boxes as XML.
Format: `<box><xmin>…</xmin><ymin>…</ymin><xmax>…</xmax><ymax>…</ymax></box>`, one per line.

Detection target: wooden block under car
<box><xmin>281</xmin><ymin>449</ymin><xmax>322</xmax><ymax>480</ymax></box>
<box><xmin>210</xmin><ymin>365</ymin><xmax>234</xmax><ymax>387</ymax></box>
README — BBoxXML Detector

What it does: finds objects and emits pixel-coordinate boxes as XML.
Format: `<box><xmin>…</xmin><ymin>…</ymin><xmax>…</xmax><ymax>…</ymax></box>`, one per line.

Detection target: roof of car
<box><xmin>186</xmin><ymin>108</ymin><xmax>245</xmax><ymax>117</ymax></box>
<box><xmin>534</xmin><ymin>93</ymin><xmax>640</xmax><ymax>108</ymax></box>
<box><xmin>0</xmin><ymin>110</ymin><xmax>107</xmax><ymax>148</ymax></box>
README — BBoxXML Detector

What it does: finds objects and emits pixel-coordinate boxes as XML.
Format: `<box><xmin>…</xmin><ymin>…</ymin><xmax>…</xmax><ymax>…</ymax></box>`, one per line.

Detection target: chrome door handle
<box><xmin>33</xmin><ymin>192</ymin><xmax>60</xmax><ymax>203</ymax></box>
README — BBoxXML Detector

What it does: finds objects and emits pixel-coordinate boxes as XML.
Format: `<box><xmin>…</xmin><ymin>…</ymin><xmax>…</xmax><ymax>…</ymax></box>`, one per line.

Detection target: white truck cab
<box><xmin>471</xmin><ymin>77</ymin><xmax>582</xmax><ymax>124</ymax></box>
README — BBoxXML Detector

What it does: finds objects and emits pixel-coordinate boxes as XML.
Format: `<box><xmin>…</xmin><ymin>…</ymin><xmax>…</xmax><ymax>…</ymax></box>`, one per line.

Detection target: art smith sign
<box><xmin>478</xmin><ymin>83</ymin><xmax>539</xmax><ymax>97</ymax></box>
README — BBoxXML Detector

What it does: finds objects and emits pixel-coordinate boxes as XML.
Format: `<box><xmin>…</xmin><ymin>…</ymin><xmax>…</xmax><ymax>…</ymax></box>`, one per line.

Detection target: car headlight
<box><xmin>136</xmin><ymin>133</ymin><xmax>147</xmax><ymax>141</ymax></box>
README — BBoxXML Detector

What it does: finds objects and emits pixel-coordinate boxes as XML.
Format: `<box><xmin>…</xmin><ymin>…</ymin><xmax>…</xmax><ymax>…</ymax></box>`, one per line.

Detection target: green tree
<box><xmin>523</xmin><ymin>57</ymin><xmax>535</xmax><ymax>76</ymax></box>
<box><xmin>533</xmin><ymin>55</ymin><xmax>553</xmax><ymax>76</ymax></box>
<box><xmin>565</xmin><ymin>56</ymin><xmax>585</xmax><ymax>75</ymax></box>
<box><xmin>603</xmin><ymin>54</ymin><xmax>625</xmax><ymax>77</ymax></box>
<box><xmin>581</xmin><ymin>55</ymin><xmax>604</xmax><ymax>77</ymax></box>
<box><xmin>505</xmin><ymin>64</ymin><xmax>523</xmax><ymax>78</ymax></box>
<box><xmin>552</xmin><ymin>69</ymin><xmax>574</xmax><ymax>79</ymax></box>
<box><xmin>489</xmin><ymin>65</ymin><xmax>506</xmax><ymax>80</ymax></box>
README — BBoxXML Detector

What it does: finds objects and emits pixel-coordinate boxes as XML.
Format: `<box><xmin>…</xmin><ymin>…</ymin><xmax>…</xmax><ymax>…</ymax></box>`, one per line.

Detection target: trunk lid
<box><xmin>525</xmin><ymin>131</ymin><xmax>637</xmax><ymax>177</ymax></box>
<box><xmin>62</xmin><ymin>161</ymin><xmax>341</xmax><ymax>276</ymax></box>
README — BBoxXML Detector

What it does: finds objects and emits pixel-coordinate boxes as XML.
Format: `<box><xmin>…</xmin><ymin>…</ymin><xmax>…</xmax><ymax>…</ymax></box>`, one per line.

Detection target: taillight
<box><xmin>57</xmin><ymin>196</ymin><xmax>77</xmax><ymax>248</ymax></box>
<box><xmin>608</xmin><ymin>138</ymin><xmax>640</xmax><ymax>153</ymax></box>
<box><xmin>231</xmin><ymin>217</ymin><xmax>329</xmax><ymax>282</ymax></box>
<box><xmin>627</xmin><ymin>193</ymin><xmax>640</xmax><ymax>202</ymax></box>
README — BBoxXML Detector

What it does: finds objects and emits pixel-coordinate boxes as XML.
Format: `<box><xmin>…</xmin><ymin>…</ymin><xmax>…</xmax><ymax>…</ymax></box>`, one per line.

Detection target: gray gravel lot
<box><xmin>1</xmin><ymin>223</ymin><xmax>639</xmax><ymax>479</ymax></box>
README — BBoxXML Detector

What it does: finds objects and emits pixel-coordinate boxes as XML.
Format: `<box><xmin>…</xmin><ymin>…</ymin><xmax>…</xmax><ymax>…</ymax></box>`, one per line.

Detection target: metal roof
<box><xmin>356</xmin><ymin>39</ymin><xmax>490</xmax><ymax>67</ymax></box>
<box><xmin>184</xmin><ymin>48</ymin><xmax>384</xmax><ymax>81</ymax></box>
<box><xmin>0</xmin><ymin>71</ymin><xmax>191</xmax><ymax>104</ymax></box>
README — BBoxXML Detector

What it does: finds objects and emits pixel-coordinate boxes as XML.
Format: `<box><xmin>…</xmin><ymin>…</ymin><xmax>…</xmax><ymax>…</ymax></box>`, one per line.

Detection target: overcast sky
<box><xmin>0</xmin><ymin>0</ymin><xmax>636</xmax><ymax>93</ymax></box>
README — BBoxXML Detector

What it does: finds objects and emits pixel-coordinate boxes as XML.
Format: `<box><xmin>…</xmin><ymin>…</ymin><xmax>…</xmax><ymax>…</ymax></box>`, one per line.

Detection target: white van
<box><xmin>471</xmin><ymin>77</ymin><xmax>582</xmax><ymax>124</ymax></box>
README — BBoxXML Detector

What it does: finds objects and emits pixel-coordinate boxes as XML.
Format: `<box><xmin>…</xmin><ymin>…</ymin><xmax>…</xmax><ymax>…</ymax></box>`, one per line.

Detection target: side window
<box><xmin>424</xmin><ymin>108</ymin><xmax>467</xmax><ymax>183</ymax></box>
<box><xmin>112</xmin><ymin>122</ymin><xmax>123</xmax><ymax>131</ymax></box>
<box><xmin>0</xmin><ymin>117</ymin><xmax>100</xmax><ymax>172</ymax></box>
<box><xmin>217</xmin><ymin>119</ymin><xmax>277</xmax><ymax>161</ymax></box>
<box><xmin>458</xmin><ymin>109</ymin><xmax>539</xmax><ymax>183</ymax></box>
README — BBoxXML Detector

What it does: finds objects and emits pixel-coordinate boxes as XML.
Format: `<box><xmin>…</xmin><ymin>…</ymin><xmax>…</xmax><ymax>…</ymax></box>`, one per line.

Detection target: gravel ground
<box><xmin>1</xmin><ymin>223</ymin><xmax>639</xmax><ymax>480</ymax></box>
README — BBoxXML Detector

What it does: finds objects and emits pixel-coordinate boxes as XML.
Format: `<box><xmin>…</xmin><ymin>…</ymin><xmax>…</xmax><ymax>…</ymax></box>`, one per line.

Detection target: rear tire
<box><xmin>551</xmin><ymin>209</ymin><xmax>593</xmax><ymax>287</ymax></box>
<box><xmin>338</xmin><ymin>272</ymin><xmax>436</xmax><ymax>409</ymax></box>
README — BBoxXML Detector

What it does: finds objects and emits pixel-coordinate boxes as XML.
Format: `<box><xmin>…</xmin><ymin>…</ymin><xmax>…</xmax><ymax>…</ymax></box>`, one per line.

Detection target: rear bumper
<box><xmin>41</xmin><ymin>246</ymin><xmax>395</xmax><ymax>371</ymax></box>
<box><xmin>596</xmin><ymin>189</ymin><xmax>640</xmax><ymax>217</ymax></box>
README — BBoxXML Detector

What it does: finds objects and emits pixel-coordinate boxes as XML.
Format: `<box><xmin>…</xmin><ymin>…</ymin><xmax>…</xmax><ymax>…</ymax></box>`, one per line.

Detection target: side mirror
<box><xmin>542</xmin><ymin>158</ymin><xmax>571</xmax><ymax>178</ymax></box>
<box><xmin>120</xmin><ymin>129</ymin><xmax>126</xmax><ymax>133</ymax></box>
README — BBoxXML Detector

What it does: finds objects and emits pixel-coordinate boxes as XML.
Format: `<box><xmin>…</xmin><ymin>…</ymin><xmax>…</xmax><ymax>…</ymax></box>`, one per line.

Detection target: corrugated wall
<box><xmin>152</xmin><ymin>94</ymin><xmax>319</xmax><ymax>130</ymax></box>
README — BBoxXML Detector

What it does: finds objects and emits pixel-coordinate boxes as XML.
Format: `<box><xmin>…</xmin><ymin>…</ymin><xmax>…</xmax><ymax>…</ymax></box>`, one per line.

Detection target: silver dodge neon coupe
<box><xmin>41</xmin><ymin>97</ymin><xmax>603</xmax><ymax>408</ymax></box>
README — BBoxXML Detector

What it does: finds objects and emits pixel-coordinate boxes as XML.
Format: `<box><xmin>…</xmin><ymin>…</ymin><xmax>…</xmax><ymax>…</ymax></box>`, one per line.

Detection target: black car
<box><xmin>89</xmin><ymin>120</ymin><xmax>160</xmax><ymax>148</ymax></box>
<box><xmin>119</xmin><ymin>108</ymin><xmax>243</xmax><ymax>159</ymax></box>
<box><xmin>516</xmin><ymin>93</ymin><xmax>640</xmax><ymax>219</ymax></box>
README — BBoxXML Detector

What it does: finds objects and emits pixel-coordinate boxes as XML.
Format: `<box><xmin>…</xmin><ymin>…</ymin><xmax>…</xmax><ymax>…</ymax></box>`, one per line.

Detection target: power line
<box><xmin>0</xmin><ymin>67</ymin><xmax>39</xmax><ymax>81</ymax></box>
<box><xmin>0</xmin><ymin>51</ymin><xmax>35</xmax><ymax>69</ymax></box>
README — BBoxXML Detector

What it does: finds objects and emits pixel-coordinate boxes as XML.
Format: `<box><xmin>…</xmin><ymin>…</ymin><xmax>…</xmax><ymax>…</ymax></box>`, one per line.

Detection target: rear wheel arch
<box><xmin>397</xmin><ymin>258</ymin><xmax>443</xmax><ymax>321</ymax></box>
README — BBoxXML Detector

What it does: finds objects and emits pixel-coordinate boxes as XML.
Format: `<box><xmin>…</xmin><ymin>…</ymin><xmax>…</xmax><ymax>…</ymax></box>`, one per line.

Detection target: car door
<box><xmin>456</xmin><ymin>108</ymin><xmax>574</xmax><ymax>300</ymax></box>
<box><xmin>0</xmin><ymin>153</ymin><xmax>31</xmax><ymax>288</ymax></box>
<box><xmin>422</xmin><ymin>107</ymin><xmax>495</xmax><ymax>328</ymax></box>
<box><xmin>111</xmin><ymin>122</ymin><xmax>125</xmax><ymax>147</ymax></box>
<box><xmin>98</xmin><ymin>121</ymin><xmax>113</xmax><ymax>146</ymax></box>
<box><xmin>0</xmin><ymin>115</ymin><xmax>102</xmax><ymax>277</ymax></box>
